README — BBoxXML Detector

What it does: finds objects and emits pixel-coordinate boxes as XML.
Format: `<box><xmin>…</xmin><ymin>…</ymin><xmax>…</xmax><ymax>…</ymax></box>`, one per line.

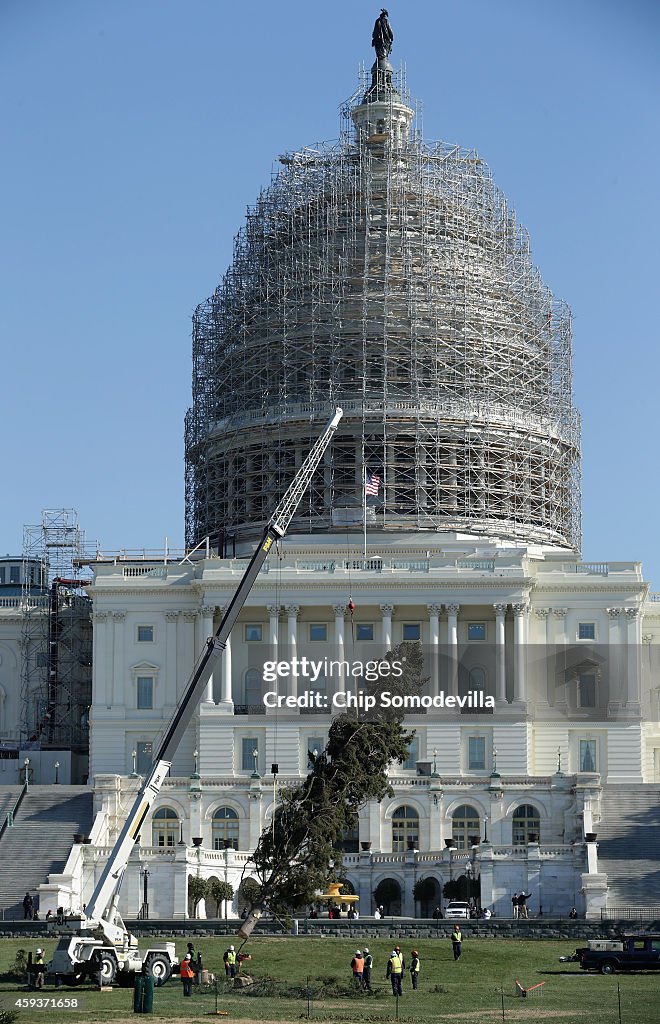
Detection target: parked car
<box><xmin>559</xmin><ymin>933</ymin><xmax>660</xmax><ymax>974</ymax></box>
<box><xmin>445</xmin><ymin>901</ymin><xmax>470</xmax><ymax>920</ymax></box>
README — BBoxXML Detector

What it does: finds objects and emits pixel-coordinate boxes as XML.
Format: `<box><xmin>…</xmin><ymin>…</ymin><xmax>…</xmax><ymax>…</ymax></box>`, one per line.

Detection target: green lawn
<box><xmin>0</xmin><ymin>935</ymin><xmax>656</xmax><ymax>1023</ymax></box>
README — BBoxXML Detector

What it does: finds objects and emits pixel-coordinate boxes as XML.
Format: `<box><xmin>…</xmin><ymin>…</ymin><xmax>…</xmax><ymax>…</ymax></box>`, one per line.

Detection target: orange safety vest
<box><xmin>180</xmin><ymin>958</ymin><xmax>195</xmax><ymax>979</ymax></box>
<box><xmin>352</xmin><ymin>956</ymin><xmax>364</xmax><ymax>974</ymax></box>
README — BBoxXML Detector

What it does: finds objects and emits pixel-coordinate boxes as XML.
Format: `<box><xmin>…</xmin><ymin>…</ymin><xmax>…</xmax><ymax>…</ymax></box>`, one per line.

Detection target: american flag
<box><xmin>365</xmin><ymin>471</ymin><xmax>381</xmax><ymax>496</ymax></box>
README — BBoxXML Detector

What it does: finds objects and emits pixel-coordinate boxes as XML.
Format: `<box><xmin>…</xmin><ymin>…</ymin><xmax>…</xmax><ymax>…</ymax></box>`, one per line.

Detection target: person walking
<box><xmin>362</xmin><ymin>947</ymin><xmax>373</xmax><ymax>991</ymax></box>
<box><xmin>180</xmin><ymin>953</ymin><xmax>195</xmax><ymax>997</ymax></box>
<box><xmin>31</xmin><ymin>946</ymin><xmax>45</xmax><ymax>987</ymax></box>
<box><xmin>511</xmin><ymin>893</ymin><xmax>519</xmax><ymax>919</ymax></box>
<box><xmin>409</xmin><ymin>949</ymin><xmax>420</xmax><ymax>989</ymax></box>
<box><xmin>350</xmin><ymin>950</ymin><xmax>364</xmax><ymax>987</ymax></box>
<box><xmin>518</xmin><ymin>892</ymin><xmax>530</xmax><ymax>919</ymax></box>
<box><xmin>451</xmin><ymin>925</ymin><xmax>462</xmax><ymax>960</ymax></box>
<box><xmin>386</xmin><ymin>949</ymin><xmax>403</xmax><ymax>996</ymax></box>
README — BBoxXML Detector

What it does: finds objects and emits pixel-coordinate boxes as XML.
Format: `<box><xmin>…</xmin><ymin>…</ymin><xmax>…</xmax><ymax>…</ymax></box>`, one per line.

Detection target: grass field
<box><xmin>0</xmin><ymin>936</ymin><xmax>656</xmax><ymax>1024</ymax></box>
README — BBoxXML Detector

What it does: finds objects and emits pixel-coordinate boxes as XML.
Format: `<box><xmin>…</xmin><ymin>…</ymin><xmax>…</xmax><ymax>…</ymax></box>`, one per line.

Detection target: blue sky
<box><xmin>2</xmin><ymin>1</ymin><xmax>659</xmax><ymax>581</ymax></box>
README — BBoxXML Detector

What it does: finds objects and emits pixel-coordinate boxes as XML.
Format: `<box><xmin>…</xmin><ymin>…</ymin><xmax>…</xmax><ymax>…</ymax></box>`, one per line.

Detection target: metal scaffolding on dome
<box><xmin>20</xmin><ymin>509</ymin><xmax>93</xmax><ymax>750</ymax></box>
<box><xmin>185</xmin><ymin>66</ymin><xmax>580</xmax><ymax>553</ymax></box>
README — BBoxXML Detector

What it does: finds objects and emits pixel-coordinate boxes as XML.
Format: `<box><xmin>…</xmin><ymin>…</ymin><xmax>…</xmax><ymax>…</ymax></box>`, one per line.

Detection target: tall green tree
<box><xmin>242</xmin><ymin>642</ymin><xmax>426</xmax><ymax>927</ymax></box>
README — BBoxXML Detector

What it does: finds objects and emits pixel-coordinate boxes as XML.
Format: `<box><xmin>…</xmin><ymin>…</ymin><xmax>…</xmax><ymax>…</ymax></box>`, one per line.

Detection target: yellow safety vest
<box><xmin>390</xmin><ymin>954</ymin><xmax>402</xmax><ymax>974</ymax></box>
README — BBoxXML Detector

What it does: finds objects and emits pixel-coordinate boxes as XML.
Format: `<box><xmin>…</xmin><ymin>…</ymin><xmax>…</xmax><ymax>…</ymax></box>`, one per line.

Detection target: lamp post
<box><xmin>130</xmin><ymin>749</ymin><xmax>137</xmax><ymax>777</ymax></box>
<box><xmin>140</xmin><ymin>866</ymin><xmax>150</xmax><ymax>919</ymax></box>
<box><xmin>432</xmin><ymin>748</ymin><xmax>438</xmax><ymax>776</ymax></box>
<box><xmin>192</xmin><ymin>749</ymin><xmax>199</xmax><ymax>777</ymax></box>
<box><xmin>23</xmin><ymin>758</ymin><xmax>30</xmax><ymax>787</ymax></box>
<box><xmin>466</xmin><ymin>862</ymin><xmax>473</xmax><ymax>907</ymax></box>
<box><xmin>178</xmin><ymin>819</ymin><xmax>185</xmax><ymax>846</ymax></box>
<box><xmin>483</xmin><ymin>814</ymin><xmax>489</xmax><ymax>843</ymax></box>
<box><xmin>54</xmin><ymin>761</ymin><xmax>60</xmax><ymax>785</ymax></box>
<box><xmin>251</xmin><ymin>747</ymin><xmax>260</xmax><ymax>779</ymax></box>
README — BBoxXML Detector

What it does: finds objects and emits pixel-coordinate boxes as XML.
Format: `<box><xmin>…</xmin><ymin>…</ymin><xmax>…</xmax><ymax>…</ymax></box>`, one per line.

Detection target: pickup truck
<box><xmin>559</xmin><ymin>933</ymin><xmax>660</xmax><ymax>974</ymax></box>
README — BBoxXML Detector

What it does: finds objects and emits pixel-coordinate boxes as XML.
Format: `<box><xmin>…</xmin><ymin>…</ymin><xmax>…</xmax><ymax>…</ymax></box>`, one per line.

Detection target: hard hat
<box><xmin>36</xmin><ymin>949</ymin><xmax>42</xmax><ymax>954</ymax></box>
<box><xmin>184</xmin><ymin>954</ymin><xmax>191</xmax><ymax>959</ymax></box>
<box><xmin>411</xmin><ymin>949</ymin><xmax>418</xmax><ymax>956</ymax></box>
<box><xmin>229</xmin><ymin>945</ymin><xmax>234</xmax><ymax>950</ymax></box>
<box><xmin>356</xmin><ymin>950</ymin><xmax>361</xmax><ymax>955</ymax></box>
<box><xmin>363</xmin><ymin>947</ymin><xmax>369</xmax><ymax>953</ymax></box>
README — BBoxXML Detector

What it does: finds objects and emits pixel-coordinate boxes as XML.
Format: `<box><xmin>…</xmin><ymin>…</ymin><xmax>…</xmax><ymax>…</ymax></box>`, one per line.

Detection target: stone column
<box><xmin>534</xmin><ymin>608</ymin><xmax>550</xmax><ymax>710</ymax></box>
<box><xmin>267</xmin><ymin>605</ymin><xmax>280</xmax><ymax>659</ymax></box>
<box><xmin>165</xmin><ymin>611</ymin><xmax>179</xmax><ymax>708</ymax></box>
<box><xmin>333</xmin><ymin>605</ymin><xmax>346</xmax><ymax>697</ymax></box>
<box><xmin>199</xmin><ymin>606</ymin><xmax>215</xmax><ymax>703</ymax></box>
<box><xmin>446</xmin><ymin>604</ymin><xmax>459</xmax><ymax>697</ymax></box>
<box><xmin>493</xmin><ymin>604</ymin><xmax>507</xmax><ymax>705</ymax></box>
<box><xmin>512</xmin><ymin>604</ymin><xmax>527</xmax><ymax>705</ymax></box>
<box><xmin>428</xmin><ymin>604</ymin><xmax>441</xmax><ymax>697</ymax></box>
<box><xmin>553</xmin><ymin>609</ymin><xmax>568</xmax><ymax>714</ymax></box>
<box><xmin>607</xmin><ymin>608</ymin><xmax>623</xmax><ymax>712</ymax></box>
<box><xmin>380</xmin><ymin>604</ymin><xmax>394</xmax><ymax>650</ymax></box>
<box><xmin>220</xmin><ymin>629</ymin><xmax>233</xmax><ymax>705</ymax></box>
<box><xmin>286</xmin><ymin>605</ymin><xmax>300</xmax><ymax>700</ymax></box>
<box><xmin>625</xmin><ymin>607</ymin><xmax>641</xmax><ymax>712</ymax></box>
<box><xmin>93</xmin><ymin>612</ymin><xmax>110</xmax><ymax>709</ymax></box>
<box><xmin>181</xmin><ymin>611</ymin><xmax>198</xmax><ymax>702</ymax></box>
<box><xmin>112</xmin><ymin>611</ymin><xmax>126</xmax><ymax>708</ymax></box>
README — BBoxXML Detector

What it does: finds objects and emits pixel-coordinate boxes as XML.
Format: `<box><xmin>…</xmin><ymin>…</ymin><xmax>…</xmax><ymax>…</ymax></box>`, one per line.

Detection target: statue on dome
<box><xmin>372</xmin><ymin>9</ymin><xmax>393</xmax><ymax>60</ymax></box>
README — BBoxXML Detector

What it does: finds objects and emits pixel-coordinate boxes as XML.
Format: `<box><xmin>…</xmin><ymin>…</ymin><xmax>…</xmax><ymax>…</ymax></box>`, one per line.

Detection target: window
<box><xmin>244</xmin><ymin>669</ymin><xmax>263</xmax><ymax>708</ymax></box>
<box><xmin>9</xmin><ymin>566</ymin><xmax>20</xmax><ymax>585</ymax></box>
<box><xmin>468</xmin><ymin>736</ymin><xmax>486</xmax><ymax>771</ymax></box>
<box><xmin>306</xmin><ymin>736</ymin><xmax>325</xmax><ymax>766</ymax></box>
<box><xmin>403</xmin><ymin>623</ymin><xmax>421</xmax><ymax>641</ymax></box>
<box><xmin>137</xmin><ymin>677</ymin><xmax>154</xmax><ymax>710</ymax></box>
<box><xmin>212</xmin><ymin>806</ymin><xmax>239</xmax><ymax>850</ymax></box>
<box><xmin>309</xmin><ymin>623</ymin><xmax>327</xmax><ymax>642</ymax></box>
<box><xmin>512</xmin><ymin>804</ymin><xmax>541</xmax><ymax>844</ymax></box>
<box><xmin>579</xmin><ymin>739</ymin><xmax>597</xmax><ymax>772</ymax></box>
<box><xmin>392</xmin><ymin>805</ymin><xmax>419</xmax><ymax>852</ymax></box>
<box><xmin>152</xmin><ymin>807</ymin><xmax>178</xmax><ymax>847</ymax></box>
<box><xmin>467</xmin><ymin>623</ymin><xmax>486</xmax><ymax>641</ymax></box>
<box><xmin>578</xmin><ymin>673</ymin><xmax>596</xmax><ymax>708</ymax></box>
<box><xmin>0</xmin><ymin>567</ymin><xmax>5</xmax><ymax>584</ymax></box>
<box><xmin>452</xmin><ymin>804</ymin><xmax>481</xmax><ymax>850</ymax></box>
<box><xmin>578</xmin><ymin>622</ymin><xmax>596</xmax><ymax>641</ymax></box>
<box><xmin>136</xmin><ymin>741</ymin><xmax>153</xmax><ymax>774</ymax></box>
<box><xmin>356</xmin><ymin>624</ymin><xmax>374</xmax><ymax>641</ymax></box>
<box><xmin>241</xmin><ymin>737</ymin><xmax>259</xmax><ymax>772</ymax></box>
<box><xmin>402</xmin><ymin>736</ymin><xmax>419</xmax><ymax>771</ymax></box>
<box><xmin>137</xmin><ymin>625</ymin><xmax>154</xmax><ymax>643</ymax></box>
<box><xmin>245</xmin><ymin>624</ymin><xmax>263</xmax><ymax>642</ymax></box>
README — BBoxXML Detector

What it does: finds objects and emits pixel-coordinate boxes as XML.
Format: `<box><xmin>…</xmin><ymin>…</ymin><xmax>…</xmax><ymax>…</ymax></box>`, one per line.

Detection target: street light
<box><xmin>140</xmin><ymin>866</ymin><xmax>150</xmax><ymax>919</ymax></box>
<box><xmin>251</xmin><ymin>747</ymin><xmax>260</xmax><ymax>779</ymax></box>
<box><xmin>483</xmin><ymin>814</ymin><xmax>489</xmax><ymax>843</ymax></box>
<box><xmin>54</xmin><ymin>761</ymin><xmax>60</xmax><ymax>785</ymax></box>
<box><xmin>178</xmin><ymin>819</ymin><xmax>185</xmax><ymax>846</ymax></box>
<box><xmin>192</xmin><ymin>749</ymin><xmax>199</xmax><ymax>777</ymax></box>
<box><xmin>23</xmin><ymin>758</ymin><xmax>30</xmax><ymax>787</ymax></box>
<box><xmin>432</xmin><ymin>748</ymin><xmax>439</xmax><ymax>777</ymax></box>
<box><xmin>465</xmin><ymin>862</ymin><xmax>473</xmax><ymax>905</ymax></box>
<box><xmin>130</xmin><ymin>749</ymin><xmax>138</xmax><ymax>777</ymax></box>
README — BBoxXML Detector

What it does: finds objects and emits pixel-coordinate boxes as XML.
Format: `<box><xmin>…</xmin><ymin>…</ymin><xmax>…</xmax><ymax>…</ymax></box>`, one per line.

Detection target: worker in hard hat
<box><xmin>33</xmin><ymin>948</ymin><xmax>45</xmax><ymax>990</ymax></box>
<box><xmin>223</xmin><ymin>944</ymin><xmax>236</xmax><ymax>979</ymax></box>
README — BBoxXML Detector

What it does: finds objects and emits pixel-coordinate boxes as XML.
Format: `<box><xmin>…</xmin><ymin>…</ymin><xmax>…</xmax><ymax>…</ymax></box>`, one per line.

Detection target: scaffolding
<box><xmin>20</xmin><ymin>509</ymin><xmax>93</xmax><ymax>751</ymax></box>
<box><xmin>185</xmin><ymin>65</ymin><xmax>580</xmax><ymax>552</ymax></box>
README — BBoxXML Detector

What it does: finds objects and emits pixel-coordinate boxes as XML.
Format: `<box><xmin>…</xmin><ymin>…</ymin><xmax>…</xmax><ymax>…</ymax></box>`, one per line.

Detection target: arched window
<box><xmin>452</xmin><ymin>804</ymin><xmax>481</xmax><ymax>850</ymax></box>
<box><xmin>512</xmin><ymin>804</ymin><xmax>541</xmax><ymax>844</ymax></box>
<box><xmin>392</xmin><ymin>805</ymin><xmax>419</xmax><ymax>852</ymax></box>
<box><xmin>212</xmin><ymin>806</ymin><xmax>239</xmax><ymax>850</ymax></box>
<box><xmin>151</xmin><ymin>807</ymin><xmax>178</xmax><ymax>848</ymax></box>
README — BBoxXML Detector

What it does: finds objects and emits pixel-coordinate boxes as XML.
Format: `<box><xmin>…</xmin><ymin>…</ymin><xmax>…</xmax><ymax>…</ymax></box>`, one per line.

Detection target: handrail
<box><xmin>0</xmin><ymin>782</ymin><xmax>28</xmax><ymax>843</ymax></box>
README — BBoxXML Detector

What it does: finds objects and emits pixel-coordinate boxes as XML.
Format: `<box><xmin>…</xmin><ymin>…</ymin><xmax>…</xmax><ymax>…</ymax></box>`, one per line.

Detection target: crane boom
<box><xmin>82</xmin><ymin>408</ymin><xmax>342</xmax><ymax>931</ymax></box>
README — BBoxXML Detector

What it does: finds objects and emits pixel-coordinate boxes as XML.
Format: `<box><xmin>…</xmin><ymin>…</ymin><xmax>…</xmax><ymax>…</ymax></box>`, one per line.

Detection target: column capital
<box><xmin>643</xmin><ymin>634</ymin><xmax>653</xmax><ymax>645</ymax></box>
<box><xmin>182</xmin><ymin>610</ymin><xmax>198</xmax><ymax>622</ymax></box>
<box><xmin>285</xmin><ymin>604</ymin><xmax>300</xmax><ymax>618</ymax></box>
<box><xmin>380</xmin><ymin>604</ymin><xmax>395</xmax><ymax>616</ymax></box>
<box><xmin>332</xmin><ymin>604</ymin><xmax>346</xmax><ymax>617</ymax></box>
<box><xmin>534</xmin><ymin>608</ymin><xmax>550</xmax><ymax>619</ymax></box>
<box><xmin>427</xmin><ymin>604</ymin><xmax>442</xmax><ymax>616</ymax></box>
<box><xmin>266</xmin><ymin>605</ymin><xmax>280</xmax><ymax>617</ymax></box>
<box><xmin>446</xmin><ymin>603</ymin><xmax>460</xmax><ymax>615</ymax></box>
<box><xmin>94</xmin><ymin>611</ymin><xmax>109</xmax><ymax>622</ymax></box>
<box><xmin>200</xmin><ymin>605</ymin><xmax>215</xmax><ymax>618</ymax></box>
<box><xmin>625</xmin><ymin>607</ymin><xmax>639</xmax><ymax>620</ymax></box>
<box><xmin>112</xmin><ymin>610</ymin><xmax>126</xmax><ymax>622</ymax></box>
<box><xmin>493</xmin><ymin>603</ymin><xmax>507</xmax><ymax>616</ymax></box>
<box><xmin>512</xmin><ymin>603</ymin><xmax>528</xmax><ymax>617</ymax></box>
<box><xmin>607</xmin><ymin>607</ymin><xmax>623</xmax><ymax>618</ymax></box>
<box><xmin>165</xmin><ymin>610</ymin><xmax>180</xmax><ymax>622</ymax></box>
